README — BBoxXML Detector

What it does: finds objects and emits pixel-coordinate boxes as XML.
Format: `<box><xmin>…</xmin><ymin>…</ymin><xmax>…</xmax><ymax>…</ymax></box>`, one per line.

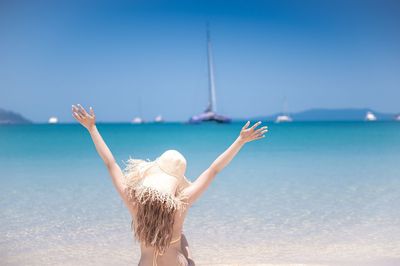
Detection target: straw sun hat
<box><xmin>123</xmin><ymin>149</ymin><xmax>192</xmax><ymax>211</ymax></box>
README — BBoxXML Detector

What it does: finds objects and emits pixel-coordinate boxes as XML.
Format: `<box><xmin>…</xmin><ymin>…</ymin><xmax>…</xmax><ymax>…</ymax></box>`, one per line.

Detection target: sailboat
<box><xmin>275</xmin><ymin>114</ymin><xmax>293</xmax><ymax>123</ymax></box>
<box><xmin>48</xmin><ymin>116</ymin><xmax>58</xmax><ymax>124</ymax></box>
<box><xmin>131</xmin><ymin>96</ymin><xmax>145</xmax><ymax>124</ymax></box>
<box><xmin>188</xmin><ymin>24</ymin><xmax>231</xmax><ymax>124</ymax></box>
<box><xmin>365</xmin><ymin>111</ymin><xmax>377</xmax><ymax>121</ymax></box>
<box><xmin>131</xmin><ymin>117</ymin><xmax>144</xmax><ymax>124</ymax></box>
<box><xmin>275</xmin><ymin>98</ymin><xmax>293</xmax><ymax>123</ymax></box>
<box><xmin>154</xmin><ymin>115</ymin><xmax>164</xmax><ymax>123</ymax></box>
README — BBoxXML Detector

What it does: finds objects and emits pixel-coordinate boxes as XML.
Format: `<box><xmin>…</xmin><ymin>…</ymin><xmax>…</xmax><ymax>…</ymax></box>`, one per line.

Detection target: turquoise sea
<box><xmin>1</xmin><ymin>122</ymin><xmax>399</xmax><ymax>266</ymax></box>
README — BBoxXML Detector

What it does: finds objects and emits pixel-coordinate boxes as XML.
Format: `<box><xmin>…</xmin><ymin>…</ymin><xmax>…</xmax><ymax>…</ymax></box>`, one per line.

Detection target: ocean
<box><xmin>1</xmin><ymin>122</ymin><xmax>399</xmax><ymax>266</ymax></box>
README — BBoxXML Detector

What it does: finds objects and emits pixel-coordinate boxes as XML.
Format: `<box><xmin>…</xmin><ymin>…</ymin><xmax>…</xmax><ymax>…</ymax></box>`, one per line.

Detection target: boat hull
<box><xmin>189</xmin><ymin>112</ymin><xmax>231</xmax><ymax>124</ymax></box>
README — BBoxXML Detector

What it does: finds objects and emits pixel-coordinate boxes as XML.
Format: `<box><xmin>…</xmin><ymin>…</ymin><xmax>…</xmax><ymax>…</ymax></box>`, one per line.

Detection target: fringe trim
<box><xmin>122</xmin><ymin>157</ymin><xmax>189</xmax><ymax>212</ymax></box>
<box><xmin>133</xmin><ymin>185</ymin><xmax>188</xmax><ymax>211</ymax></box>
<box><xmin>122</xmin><ymin>157</ymin><xmax>154</xmax><ymax>188</ymax></box>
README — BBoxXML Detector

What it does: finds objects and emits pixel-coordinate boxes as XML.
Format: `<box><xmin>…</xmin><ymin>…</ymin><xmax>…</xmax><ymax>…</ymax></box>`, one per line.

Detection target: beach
<box><xmin>1</xmin><ymin>122</ymin><xmax>400</xmax><ymax>265</ymax></box>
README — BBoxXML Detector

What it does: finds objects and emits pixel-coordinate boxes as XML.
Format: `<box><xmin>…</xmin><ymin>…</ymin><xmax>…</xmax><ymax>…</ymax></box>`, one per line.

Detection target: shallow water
<box><xmin>1</xmin><ymin>122</ymin><xmax>399</xmax><ymax>265</ymax></box>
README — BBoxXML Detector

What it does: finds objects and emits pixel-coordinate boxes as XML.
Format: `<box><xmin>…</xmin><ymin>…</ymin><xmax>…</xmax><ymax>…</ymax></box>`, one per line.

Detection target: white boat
<box><xmin>48</xmin><ymin>116</ymin><xmax>58</xmax><ymax>124</ymax></box>
<box><xmin>395</xmin><ymin>114</ymin><xmax>400</xmax><ymax>121</ymax></box>
<box><xmin>365</xmin><ymin>111</ymin><xmax>377</xmax><ymax>121</ymax></box>
<box><xmin>275</xmin><ymin>115</ymin><xmax>293</xmax><ymax>123</ymax></box>
<box><xmin>131</xmin><ymin>117</ymin><xmax>144</xmax><ymax>124</ymax></box>
<box><xmin>275</xmin><ymin>98</ymin><xmax>293</xmax><ymax>123</ymax></box>
<box><xmin>131</xmin><ymin>95</ymin><xmax>145</xmax><ymax>124</ymax></box>
<box><xmin>154</xmin><ymin>115</ymin><xmax>164</xmax><ymax>123</ymax></box>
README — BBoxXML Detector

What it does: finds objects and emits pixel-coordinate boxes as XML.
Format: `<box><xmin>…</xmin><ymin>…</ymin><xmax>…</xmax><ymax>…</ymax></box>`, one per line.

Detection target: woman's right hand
<box><xmin>238</xmin><ymin>121</ymin><xmax>268</xmax><ymax>144</ymax></box>
<box><xmin>72</xmin><ymin>104</ymin><xmax>96</xmax><ymax>130</ymax></box>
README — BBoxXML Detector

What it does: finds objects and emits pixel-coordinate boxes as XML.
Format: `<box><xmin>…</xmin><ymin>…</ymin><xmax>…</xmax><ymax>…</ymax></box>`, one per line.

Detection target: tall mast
<box><xmin>283</xmin><ymin>96</ymin><xmax>288</xmax><ymax>115</ymax></box>
<box><xmin>206</xmin><ymin>23</ymin><xmax>217</xmax><ymax>113</ymax></box>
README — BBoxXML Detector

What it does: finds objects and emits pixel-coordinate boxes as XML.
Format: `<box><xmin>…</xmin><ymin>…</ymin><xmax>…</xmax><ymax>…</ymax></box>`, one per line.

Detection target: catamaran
<box><xmin>188</xmin><ymin>25</ymin><xmax>231</xmax><ymax>124</ymax></box>
<box><xmin>275</xmin><ymin>98</ymin><xmax>293</xmax><ymax>123</ymax></box>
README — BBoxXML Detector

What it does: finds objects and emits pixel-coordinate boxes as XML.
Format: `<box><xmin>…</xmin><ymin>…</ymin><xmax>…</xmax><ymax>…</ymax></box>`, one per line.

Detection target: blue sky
<box><xmin>1</xmin><ymin>0</ymin><xmax>399</xmax><ymax>122</ymax></box>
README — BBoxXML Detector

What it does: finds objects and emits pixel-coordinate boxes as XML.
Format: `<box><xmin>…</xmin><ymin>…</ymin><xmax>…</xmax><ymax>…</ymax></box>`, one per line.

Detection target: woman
<box><xmin>71</xmin><ymin>104</ymin><xmax>268</xmax><ymax>266</ymax></box>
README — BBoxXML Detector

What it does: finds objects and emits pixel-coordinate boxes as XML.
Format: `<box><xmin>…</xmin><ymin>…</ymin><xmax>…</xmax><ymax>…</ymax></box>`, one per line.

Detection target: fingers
<box><xmin>72</xmin><ymin>104</ymin><xmax>88</xmax><ymax>120</ymax></box>
<box><xmin>252</xmin><ymin>129</ymin><xmax>268</xmax><ymax>140</ymax></box>
<box><xmin>72</xmin><ymin>105</ymin><xmax>82</xmax><ymax>116</ymax></box>
<box><xmin>250</xmin><ymin>123</ymin><xmax>268</xmax><ymax>141</ymax></box>
<box><xmin>239</xmin><ymin>120</ymin><xmax>269</xmax><ymax>143</ymax></box>
<box><xmin>249</xmin><ymin>121</ymin><xmax>262</xmax><ymax>131</ymax></box>
<box><xmin>255</xmin><ymin>130</ymin><xmax>268</xmax><ymax>138</ymax></box>
<box><xmin>89</xmin><ymin>106</ymin><xmax>95</xmax><ymax>117</ymax></box>
<box><xmin>72</xmin><ymin>110</ymin><xmax>83</xmax><ymax>121</ymax></box>
<box><xmin>243</xmin><ymin>121</ymin><xmax>263</xmax><ymax>131</ymax></box>
<box><xmin>254</xmin><ymin>126</ymin><xmax>268</xmax><ymax>135</ymax></box>
<box><xmin>242</xmin><ymin>121</ymin><xmax>250</xmax><ymax>130</ymax></box>
<box><xmin>72</xmin><ymin>104</ymin><xmax>94</xmax><ymax>118</ymax></box>
<box><xmin>77</xmin><ymin>104</ymin><xmax>88</xmax><ymax>117</ymax></box>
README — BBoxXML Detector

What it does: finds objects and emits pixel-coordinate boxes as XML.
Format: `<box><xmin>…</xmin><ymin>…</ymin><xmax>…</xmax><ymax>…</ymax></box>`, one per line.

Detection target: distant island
<box><xmin>245</xmin><ymin>108</ymin><xmax>398</xmax><ymax>122</ymax></box>
<box><xmin>0</xmin><ymin>108</ymin><xmax>32</xmax><ymax>124</ymax></box>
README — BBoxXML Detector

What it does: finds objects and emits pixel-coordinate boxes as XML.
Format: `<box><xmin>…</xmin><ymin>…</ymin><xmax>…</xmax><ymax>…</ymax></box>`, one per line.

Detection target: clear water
<box><xmin>1</xmin><ymin>122</ymin><xmax>399</xmax><ymax>266</ymax></box>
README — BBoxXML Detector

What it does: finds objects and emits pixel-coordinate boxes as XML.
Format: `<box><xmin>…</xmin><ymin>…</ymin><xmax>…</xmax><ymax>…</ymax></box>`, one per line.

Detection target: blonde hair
<box><xmin>123</xmin><ymin>157</ymin><xmax>185</xmax><ymax>254</ymax></box>
<box><xmin>132</xmin><ymin>187</ymin><xmax>177</xmax><ymax>254</ymax></box>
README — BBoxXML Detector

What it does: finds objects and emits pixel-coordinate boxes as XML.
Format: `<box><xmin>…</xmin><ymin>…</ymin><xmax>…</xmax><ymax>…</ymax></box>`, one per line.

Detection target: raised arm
<box><xmin>182</xmin><ymin>121</ymin><xmax>268</xmax><ymax>206</ymax></box>
<box><xmin>71</xmin><ymin>104</ymin><xmax>134</xmax><ymax>215</ymax></box>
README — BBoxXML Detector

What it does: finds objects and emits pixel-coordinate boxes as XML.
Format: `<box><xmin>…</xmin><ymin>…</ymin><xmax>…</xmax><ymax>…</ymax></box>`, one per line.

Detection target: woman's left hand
<box><xmin>72</xmin><ymin>104</ymin><xmax>96</xmax><ymax>130</ymax></box>
<box><xmin>238</xmin><ymin>121</ymin><xmax>268</xmax><ymax>143</ymax></box>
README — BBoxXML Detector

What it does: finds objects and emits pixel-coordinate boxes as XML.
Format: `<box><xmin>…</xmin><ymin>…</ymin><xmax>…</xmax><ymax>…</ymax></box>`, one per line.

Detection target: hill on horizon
<box><xmin>0</xmin><ymin>108</ymin><xmax>32</xmax><ymax>124</ymax></box>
